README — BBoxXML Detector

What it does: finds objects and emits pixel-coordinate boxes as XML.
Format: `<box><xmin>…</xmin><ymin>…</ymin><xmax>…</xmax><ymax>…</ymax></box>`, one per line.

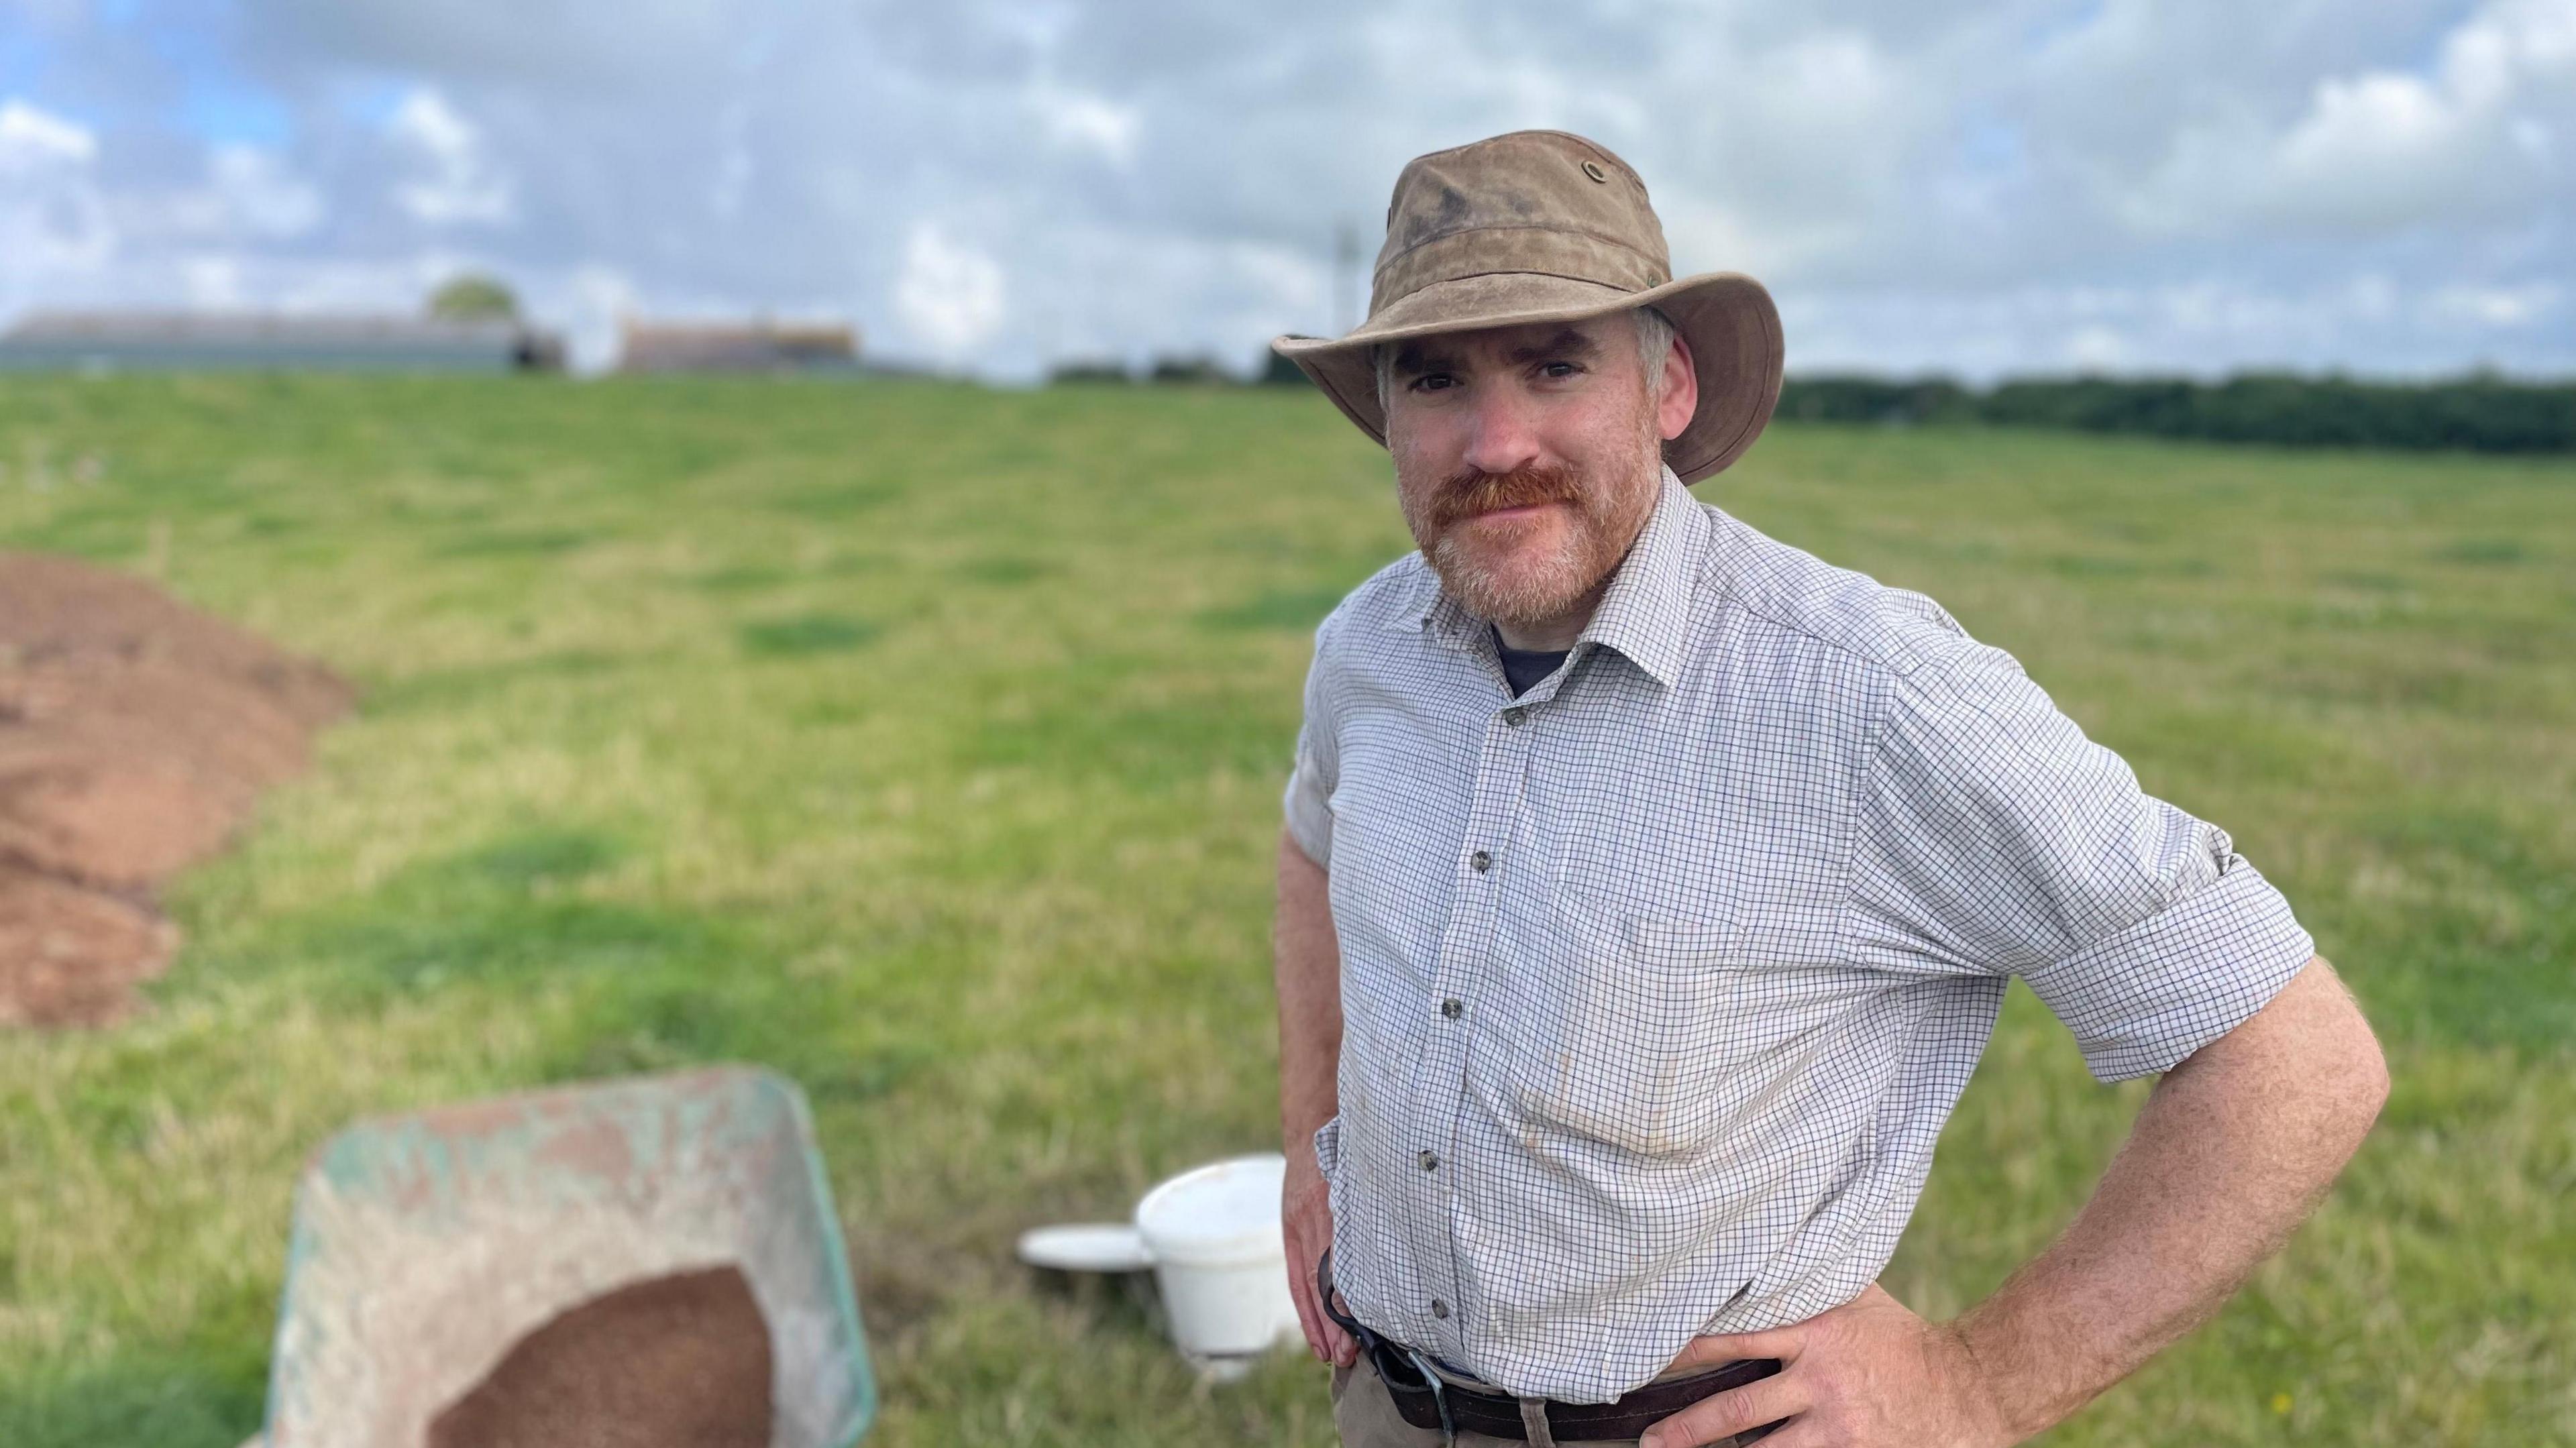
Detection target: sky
<box><xmin>1</xmin><ymin>0</ymin><xmax>2571</xmax><ymax>380</ymax></box>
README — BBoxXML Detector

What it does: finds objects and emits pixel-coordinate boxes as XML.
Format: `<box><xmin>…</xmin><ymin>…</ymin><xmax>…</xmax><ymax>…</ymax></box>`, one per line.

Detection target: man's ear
<box><xmin>1656</xmin><ymin>331</ymin><xmax>1699</xmax><ymax>443</ymax></box>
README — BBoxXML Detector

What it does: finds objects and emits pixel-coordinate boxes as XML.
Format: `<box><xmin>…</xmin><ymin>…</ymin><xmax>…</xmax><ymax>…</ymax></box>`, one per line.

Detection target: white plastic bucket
<box><xmin>1132</xmin><ymin>1154</ymin><xmax>1301</xmax><ymax>1363</ymax></box>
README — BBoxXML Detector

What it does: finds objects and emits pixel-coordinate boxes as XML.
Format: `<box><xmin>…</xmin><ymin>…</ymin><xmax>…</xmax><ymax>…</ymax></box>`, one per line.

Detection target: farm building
<box><xmin>0</xmin><ymin>311</ymin><xmax>566</xmax><ymax>372</ymax></box>
<box><xmin>616</xmin><ymin>319</ymin><xmax>861</xmax><ymax>374</ymax></box>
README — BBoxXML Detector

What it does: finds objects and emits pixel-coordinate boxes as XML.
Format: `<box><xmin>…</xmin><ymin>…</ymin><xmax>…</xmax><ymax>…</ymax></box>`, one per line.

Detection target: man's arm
<box><xmin>1275</xmin><ymin>828</ymin><xmax>1357</xmax><ymax>1367</ymax></box>
<box><xmin>1645</xmin><ymin>955</ymin><xmax>2389</xmax><ymax>1448</ymax></box>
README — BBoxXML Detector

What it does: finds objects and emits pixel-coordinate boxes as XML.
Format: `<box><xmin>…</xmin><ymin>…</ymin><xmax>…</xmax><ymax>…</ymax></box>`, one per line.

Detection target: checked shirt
<box><xmin>1281</xmin><ymin>466</ymin><xmax>2316</xmax><ymax>1404</ymax></box>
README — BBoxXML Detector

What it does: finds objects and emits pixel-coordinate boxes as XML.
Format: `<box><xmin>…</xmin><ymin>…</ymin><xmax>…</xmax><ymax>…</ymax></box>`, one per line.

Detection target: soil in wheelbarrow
<box><xmin>427</xmin><ymin>1265</ymin><xmax>775</xmax><ymax>1448</ymax></box>
<box><xmin>0</xmin><ymin>552</ymin><xmax>350</xmax><ymax>1028</ymax></box>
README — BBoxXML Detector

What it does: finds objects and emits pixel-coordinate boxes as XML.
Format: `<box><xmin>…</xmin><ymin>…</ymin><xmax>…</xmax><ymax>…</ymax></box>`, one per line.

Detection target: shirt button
<box><xmin>1418</xmin><ymin>1149</ymin><xmax>1439</xmax><ymax>1172</ymax></box>
<box><xmin>1502</xmin><ymin>706</ymin><xmax>1528</xmax><ymax>727</ymax></box>
<box><xmin>1440</xmin><ymin>997</ymin><xmax>1463</xmax><ymax>1020</ymax></box>
<box><xmin>1470</xmin><ymin>850</ymin><xmax>1492</xmax><ymax>873</ymax></box>
<box><xmin>1431</xmin><ymin>1298</ymin><xmax>1450</xmax><ymax>1319</ymax></box>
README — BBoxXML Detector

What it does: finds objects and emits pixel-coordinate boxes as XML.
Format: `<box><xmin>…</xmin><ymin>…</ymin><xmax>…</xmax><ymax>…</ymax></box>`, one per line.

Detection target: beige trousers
<box><xmin>1330</xmin><ymin>1354</ymin><xmax>1756</xmax><ymax>1448</ymax></box>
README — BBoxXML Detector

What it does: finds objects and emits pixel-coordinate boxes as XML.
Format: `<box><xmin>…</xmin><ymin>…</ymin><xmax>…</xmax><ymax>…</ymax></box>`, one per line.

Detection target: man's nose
<box><xmin>1458</xmin><ymin>385</ymin><xmax>1544</xmax><ymax>478</ymax></box>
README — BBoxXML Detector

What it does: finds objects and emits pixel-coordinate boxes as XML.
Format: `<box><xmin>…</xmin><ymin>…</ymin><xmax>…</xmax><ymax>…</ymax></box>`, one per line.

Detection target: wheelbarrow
<box><xmin>258</xmin><ymin>1065</ymin><xmax>875</xmax><ymax>1447</ymax></box>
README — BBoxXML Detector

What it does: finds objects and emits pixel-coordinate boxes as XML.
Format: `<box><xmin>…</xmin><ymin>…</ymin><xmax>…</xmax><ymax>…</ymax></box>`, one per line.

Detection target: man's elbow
<box><xmin>2266</xmin><ymin>954</ymin><xmax>2391</xmax><ymax>1145</ymax></box>
<box><xmin>2348</xmin><ymin>1026</ymin><xmax>2392</xmax><ymax>1140</ymax></box>
<box><xmin>2184</xmin><ymin>954</ymin><xmax>2390</xmax><ymax>1143</ymax></box>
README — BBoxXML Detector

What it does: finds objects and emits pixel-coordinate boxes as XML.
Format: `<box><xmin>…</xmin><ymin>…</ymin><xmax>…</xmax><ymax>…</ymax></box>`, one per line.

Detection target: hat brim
<box><xmin>1271</xmin><ymin>270</ymin><xmax>1783</xmax><ymax>485</ymax></box>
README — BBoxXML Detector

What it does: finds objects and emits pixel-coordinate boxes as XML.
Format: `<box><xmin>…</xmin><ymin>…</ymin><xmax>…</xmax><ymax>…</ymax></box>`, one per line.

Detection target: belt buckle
<box><xmin>1401</xmin><ymin>1345</ymin><xmax>1460</xmax><ymax>1447</ymax></box>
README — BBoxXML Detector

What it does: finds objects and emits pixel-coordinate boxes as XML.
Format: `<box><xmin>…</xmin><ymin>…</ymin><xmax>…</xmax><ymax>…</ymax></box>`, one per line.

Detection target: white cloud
<box><xmin>2269</xmin><ymin>0</ymin><xmax>2567</xmax><ymax>207</ymax></box>
<box><xmin>389</xmin><ymin>87</ymin><xmax>513</xmax><ymax>225</ymax></box>
<box><xmin>0</xmin><ymin>98</ymin><xmax>97</xmax><ymax>171</ymax></box>
<box><xmin>5</xmin><ymin>3</ymin><xmax>2569</xmax><ymax>380</ymax></box>
<box><xmin>2063</xmin><ymin>324</ymin><xmax>2130</xmax><ymax>370</ymax></box>
<box><xmin>2428</xmin><ymin>280</ymin><xmax>2562</xmax><ymax>327</ymax></box>
<box><xmin>1034</xmin><ymin>87</ymin><xmax>1142</xmax><ymax>167</ymax></box>
<box><xmin>0</xmin><ymin>109</ymin><xmax>319</xmax><ymax>296</ymax></box>
<box><xmin>2129</xmin><ymin>0</ymin><xmax>2576</xmax><ymax>233</ymax></box>
<box><xmin>711</xmin><ymin>143</ymin><xmax>753</xmax><ymax>218</ymax></box>
<box><xmin>0</xmin><ymin>97</ymin><xmax>115</xmax><ymax>303</ymax></box>
<box><xmin>894</xmin><ymin>221</ymin><xmax>1007</xmax><ymax>357</ymax></box>
<box><xmin>212</xmin><ymin>146</ymin><xmax>325</xmax><ymax>237</ymax></box>
<box><xmin>148</xmin><ymin>144</ymin><xmax>326</xmax><ymax>240</ymax></box>
<box><xmin>180</xmin><ymin>254</ymin><xmax>246</xmax><ymax>307</ymax></box>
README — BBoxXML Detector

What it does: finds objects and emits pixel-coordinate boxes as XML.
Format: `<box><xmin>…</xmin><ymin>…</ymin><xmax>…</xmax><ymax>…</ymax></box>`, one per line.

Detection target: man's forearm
<box><xmin>1952</xmin><ymin>956</ymin><xmax>2390</xmax><ymax>1438</ymax></box>
<box><xmin>1274</xmin><ymin>830</ymin><xmax>1343</xmax><ymax>1167</ymax></box>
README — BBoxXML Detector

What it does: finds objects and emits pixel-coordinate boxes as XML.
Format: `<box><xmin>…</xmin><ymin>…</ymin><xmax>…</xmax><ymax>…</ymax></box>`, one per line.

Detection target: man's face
<box><xmin>1383</xmin><ymin>313</ymin><xmax>1693</xmax><ymax>630</ymax></box>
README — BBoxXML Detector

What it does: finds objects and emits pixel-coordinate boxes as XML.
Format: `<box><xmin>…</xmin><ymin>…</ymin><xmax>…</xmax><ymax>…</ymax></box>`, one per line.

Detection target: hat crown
<box><xmin>1373</xmin><ymin>131</ymin><xmax>1673</xmax><ymax>319</ymax></box>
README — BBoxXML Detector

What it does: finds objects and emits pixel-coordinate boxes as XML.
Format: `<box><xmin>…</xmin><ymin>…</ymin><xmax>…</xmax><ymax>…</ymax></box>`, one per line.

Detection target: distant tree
<box><xmin>1148</xmin><ymin>354</ymin><xmax>1233</xmax><ymax>385</ymax></box>
<box><xmin>429</xmin><ymin>274</ymin><xmax>521</xmax><ymax>323</ymax></box>
<box><xmin>1259</xmin><ymin>351</ymin><xmax>1312</xmax><ymax>386</ymax></box>
<box><xmin>1049</xmin><ymin>359</ymin><xmax>1132</xmax><ymax>385</ymax></box>
<box><xmin>1776</xmin><ymin>375</ymin><xmax>1970</xmax><ymax>426</ymax></box>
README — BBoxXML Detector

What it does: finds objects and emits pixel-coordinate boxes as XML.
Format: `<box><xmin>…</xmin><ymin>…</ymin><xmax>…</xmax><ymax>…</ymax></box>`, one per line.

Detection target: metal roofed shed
<box><xmin>0</xmin><ymin>311</ymin><xmax>566</xmax><ymax>373</ymax></box>
<box><xmin>616</xmin><ymin>319</ymin><xmax>861</xmax><ymax>374</ymax></box>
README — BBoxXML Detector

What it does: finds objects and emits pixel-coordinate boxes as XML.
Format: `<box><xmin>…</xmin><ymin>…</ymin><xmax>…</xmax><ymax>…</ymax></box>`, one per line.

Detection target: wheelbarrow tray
<box><xmin>261</xmin><ymin>1064</ymin><xmax>873</xmax><ymax>1447</ymax></box>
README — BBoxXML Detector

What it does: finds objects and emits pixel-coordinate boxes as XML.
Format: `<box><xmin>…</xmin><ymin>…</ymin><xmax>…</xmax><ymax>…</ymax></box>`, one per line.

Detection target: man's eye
<box><xmin>1411</xmin><ymin>374</ymin><xmax>1456</xmax><ymax>392</ymax></box>
<box><xmin>1540</xmin><ymin>361</ymin><xmax>1582</xmax><ymax>379</ymax></box>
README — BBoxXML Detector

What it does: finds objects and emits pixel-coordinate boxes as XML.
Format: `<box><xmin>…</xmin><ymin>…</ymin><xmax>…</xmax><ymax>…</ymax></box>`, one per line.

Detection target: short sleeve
<box><xmin>1845</xmin><ymin>643</ymin><xmax>2315</xmax><ymax>1082</ymax></box>
<box><xmin>1281</xmin><ymin>611</ymin><xmax>1342</xmax><ymax>869</ymax></box>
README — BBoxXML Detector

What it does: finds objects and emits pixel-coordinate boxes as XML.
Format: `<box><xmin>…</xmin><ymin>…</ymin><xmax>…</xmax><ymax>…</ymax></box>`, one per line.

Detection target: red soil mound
<box><xmin>0</xmin><ymin>553</ymin><xmax>350</xmax><ymax>1027</ymax></box>
<box><xmin>426</xmin><ymin>1266</ymin><xmax>775</xmax><ymax>1448</ymax></box>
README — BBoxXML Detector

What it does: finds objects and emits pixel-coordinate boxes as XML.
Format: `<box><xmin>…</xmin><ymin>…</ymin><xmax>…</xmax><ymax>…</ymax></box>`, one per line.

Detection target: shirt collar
<box><xmin>1393</xmin><ymin>463</ymin><xmax>1707</xmax><ymax>691</ymax></box>
<box><xmin>1574</xmin><ymin>465</ymin><xmax>1704</xmax><ymax>688</ymax></box>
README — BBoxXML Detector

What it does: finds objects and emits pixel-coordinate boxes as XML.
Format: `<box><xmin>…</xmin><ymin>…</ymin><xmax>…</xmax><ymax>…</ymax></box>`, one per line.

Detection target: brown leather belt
<box><xmin>1317</xmin><ymin>1248</ymin><xmax>1783</xmax><ymax>1443</ymax></box>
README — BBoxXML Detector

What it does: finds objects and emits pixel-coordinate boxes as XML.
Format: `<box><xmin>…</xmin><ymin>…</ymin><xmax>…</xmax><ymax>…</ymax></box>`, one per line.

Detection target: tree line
<box><xmin>1770</xmin><ymin>372</ymin><xmax>2576</xmax><ymax>453</ymax></box>
<box><xmin>1049</xmin><ymin>352</ymin><xmax>2575</xmax><ymax>454</ymax></box>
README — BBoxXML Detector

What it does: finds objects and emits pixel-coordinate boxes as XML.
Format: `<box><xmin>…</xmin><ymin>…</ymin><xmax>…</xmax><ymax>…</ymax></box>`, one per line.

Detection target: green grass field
<box><xmin>0</xmin><ymin>375</ymin><xmax>2568</xmax><ymax>1445</ymax></box>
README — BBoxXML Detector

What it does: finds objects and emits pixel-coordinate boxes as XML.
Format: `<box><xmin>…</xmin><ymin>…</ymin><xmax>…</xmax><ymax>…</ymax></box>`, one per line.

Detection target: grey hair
<box><xmin>1373</xmin><ymin>304</ymin><xmax>1675</xmax><ymax>412</ymax></box>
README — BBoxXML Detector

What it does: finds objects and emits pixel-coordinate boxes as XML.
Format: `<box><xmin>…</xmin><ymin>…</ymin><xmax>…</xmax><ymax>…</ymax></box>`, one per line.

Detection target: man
<box><xmin>1266</xmin><ymin>131</ymin><xmax>2387</xmax><ymax>1448</ymax></box>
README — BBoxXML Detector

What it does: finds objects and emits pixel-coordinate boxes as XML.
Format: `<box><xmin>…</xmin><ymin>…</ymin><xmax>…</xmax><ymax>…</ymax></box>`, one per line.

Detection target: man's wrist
<box><xmin>1280</xmin><ymin>1111</ymin><xmax>1329</xmax><ymax>1174</ymax></box>
<box><xmin>1943</xmin><ymin>1308</ymin><xmax>2057</xmax><ymax>1445</ymax></box>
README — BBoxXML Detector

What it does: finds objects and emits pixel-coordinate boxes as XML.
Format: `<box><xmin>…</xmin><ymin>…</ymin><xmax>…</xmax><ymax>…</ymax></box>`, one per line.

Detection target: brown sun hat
<box><xmin>1273</xmin><ymin>129</ymin><xmax>1784</xmax><ymax>484</ymax></box>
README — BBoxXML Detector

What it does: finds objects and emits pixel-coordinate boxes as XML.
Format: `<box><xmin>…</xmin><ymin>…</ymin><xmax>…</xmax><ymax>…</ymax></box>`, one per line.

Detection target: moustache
<box><xmin>1427</xmin><ymin>465</ymin><xmax>1587</xmax><ymax>531</ymax></box>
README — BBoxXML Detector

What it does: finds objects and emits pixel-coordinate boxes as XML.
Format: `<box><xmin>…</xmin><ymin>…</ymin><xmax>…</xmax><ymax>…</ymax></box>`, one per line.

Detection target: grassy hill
<box><xmin>0</xmin><ymin>374</ymin><xmax>2568</xmax><ymax>1445</ymax></box>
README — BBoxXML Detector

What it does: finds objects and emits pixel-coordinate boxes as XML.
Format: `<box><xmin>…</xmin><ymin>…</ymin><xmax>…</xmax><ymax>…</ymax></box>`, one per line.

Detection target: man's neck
<box><xmin>1493</xmin><ymin>582</ymin><xmax>1607</xmax><ymax>653</ymax></box>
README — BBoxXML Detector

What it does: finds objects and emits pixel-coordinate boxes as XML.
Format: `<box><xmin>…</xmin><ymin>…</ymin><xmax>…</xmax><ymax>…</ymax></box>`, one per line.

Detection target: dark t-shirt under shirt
<box><xmin>1493</xmin><ymin>626</ymin><xmax>1570</xmax><ymax>698</ymax></box>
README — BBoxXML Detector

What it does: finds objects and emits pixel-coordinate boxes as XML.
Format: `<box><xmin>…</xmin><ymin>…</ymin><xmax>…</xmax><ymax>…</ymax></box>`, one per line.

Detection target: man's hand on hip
<box><xmin>1640</xmin><ymin>1284</ymin><xmax>2014</xmax><ymax>1448</ymax></box>
<box><xmin>1283</xmin><ymin>1156</ymin><xmax>1357</xmax><ymax>1368</ymax></box>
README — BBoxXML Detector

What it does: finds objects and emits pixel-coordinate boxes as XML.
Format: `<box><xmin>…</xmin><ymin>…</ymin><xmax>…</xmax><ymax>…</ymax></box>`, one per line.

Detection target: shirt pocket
<box><xmin>1509</xmin><ymin>886</ymin><xmax>1763</xmax><ymax>1160</ymax></box>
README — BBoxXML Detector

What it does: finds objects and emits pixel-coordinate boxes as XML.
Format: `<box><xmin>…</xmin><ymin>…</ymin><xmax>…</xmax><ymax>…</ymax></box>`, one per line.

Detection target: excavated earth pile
<box><xmin>0</xmin><ymin>552</ymin><xmax>351</xmax><ymax>1027</ymax></box>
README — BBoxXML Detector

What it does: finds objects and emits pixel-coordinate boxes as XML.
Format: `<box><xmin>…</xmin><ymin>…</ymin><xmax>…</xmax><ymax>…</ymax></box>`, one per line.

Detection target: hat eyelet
<box><xmin>1580</xmin><ymin>160</ymin><xmax>1607</xmax><ymax>183</ymax></box>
